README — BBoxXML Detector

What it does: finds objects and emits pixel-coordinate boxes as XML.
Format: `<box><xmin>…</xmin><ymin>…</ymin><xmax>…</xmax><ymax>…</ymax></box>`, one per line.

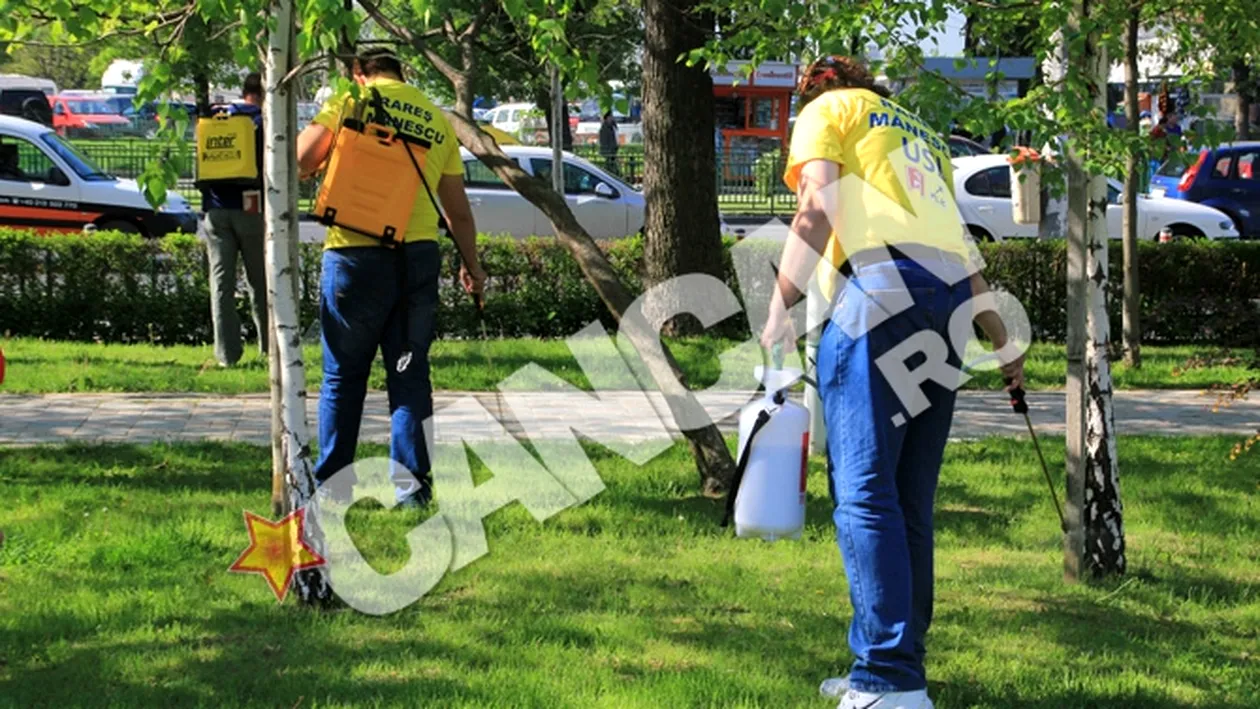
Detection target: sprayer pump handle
<box><xmin>1004</xmin><ymin>377</ymin><xmax>1029</xmax><ymax>415</ymax></box>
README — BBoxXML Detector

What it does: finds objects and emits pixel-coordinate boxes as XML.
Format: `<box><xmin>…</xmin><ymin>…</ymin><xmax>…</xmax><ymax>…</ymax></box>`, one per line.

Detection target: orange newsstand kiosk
<box><xmin>712</xmin><ymin>62</ymin><xmax>797</xmax><ymax>183</ymax></box>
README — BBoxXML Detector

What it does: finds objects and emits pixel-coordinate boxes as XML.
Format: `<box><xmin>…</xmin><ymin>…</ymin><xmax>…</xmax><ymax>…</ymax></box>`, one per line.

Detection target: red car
<box><xmin>48</xmin><ymin>94</ymin><xmax>131</xmax><ymax>135</ymax></box>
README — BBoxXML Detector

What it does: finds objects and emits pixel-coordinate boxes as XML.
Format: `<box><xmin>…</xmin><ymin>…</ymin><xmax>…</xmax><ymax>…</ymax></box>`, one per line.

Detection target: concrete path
<box><xmin>1</xmin><ymin>389</ymin><xmax>1255</xmax><ymax>448</ymax></box>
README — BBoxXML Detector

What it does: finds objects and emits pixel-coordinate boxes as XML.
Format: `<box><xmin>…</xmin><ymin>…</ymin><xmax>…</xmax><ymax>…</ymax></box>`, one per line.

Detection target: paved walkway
<box><xmin>1</xmin><ymin>389</ymin><xmax>1255</xmax><ymax>447</ymax></box>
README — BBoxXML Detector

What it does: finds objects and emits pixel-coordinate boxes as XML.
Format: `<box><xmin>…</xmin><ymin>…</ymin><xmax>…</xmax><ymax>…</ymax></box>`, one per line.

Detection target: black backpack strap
<box><xmin>720</xmin><ymin>390</ymin><xmax>785</xmax><ymax>528</ymax></box>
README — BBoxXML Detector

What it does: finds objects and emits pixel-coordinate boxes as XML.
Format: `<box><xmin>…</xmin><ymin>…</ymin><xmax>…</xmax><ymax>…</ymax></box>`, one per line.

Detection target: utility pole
<box><xmin>1064</xmin><ymin>0</ymin><xmax>1126</xmax><ymax>582</ymax></box>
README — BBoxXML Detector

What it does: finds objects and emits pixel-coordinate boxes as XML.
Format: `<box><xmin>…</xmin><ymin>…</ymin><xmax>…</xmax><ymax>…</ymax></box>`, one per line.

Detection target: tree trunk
<box><xmin>265</xmin><ymin>0</ymin><xmax>333</xmax><ymax>604</ymax></box>
<box><xmin>452</xmin><ymin>40</ymin><xmax>477</xmax><ymax>120</ymax></box>
<box><xmin>270</xmin><ymin>331</ymin><xmax>286</xmax><ymax>518</ymax></box>
<box><xmin>1234</xmin><ymin>60</ymin><xmax>1252</xmax><ymax>141</ymax></box>
<box><xmin>1065</xmin><ymin>0</ymin><xmax>1125</xmax><ymax>582</ymax></box>
<box><xmin>539</xmin><ymin>87</ymin><xmax>574</xmax><ymax>150</ymax></box>
<box><xmin>193</xmin><ymin>72</ymin><xmax>211</xmax><ymax>116</ymax></box>
<box><xmin>1121</xmin><ymin>4</ymin><xmax>1141</xmax><ymax>369</ymax></box>
<box><xmin>642</xmin><ymin>0</ymin><xmax>724</xmax><ymax>336</ymax></box>
<box><xmin>1039</xmin><ymin>30</ymin><xmax>1068</xmax><ymax>241</ymax></box>
<box><xmin>446</xmin><ymin>115</ymin><xmax>736</xmax><ymax>495</ymax></box>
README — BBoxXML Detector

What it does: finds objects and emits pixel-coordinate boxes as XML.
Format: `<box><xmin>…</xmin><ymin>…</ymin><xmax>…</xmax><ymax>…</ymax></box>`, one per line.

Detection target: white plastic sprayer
<box><xmin>721</xmin><ymin>345</ymin><xmax>811</xmax><ymax>541</ymax></box>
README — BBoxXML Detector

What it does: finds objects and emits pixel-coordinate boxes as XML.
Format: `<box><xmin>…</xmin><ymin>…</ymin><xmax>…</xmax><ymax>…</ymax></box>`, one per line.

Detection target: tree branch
<box><xmin>460</xmin><ymin>0</ymin><xmax>495</xmax><ymax>41</ymax></box>
<box><xmin>357</xmin><ymin>0</ymin><xmax>464</xmax><ymax>83</ymax></box>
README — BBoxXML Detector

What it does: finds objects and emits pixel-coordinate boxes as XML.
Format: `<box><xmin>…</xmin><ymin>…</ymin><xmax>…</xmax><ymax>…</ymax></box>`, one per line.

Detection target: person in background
<box><xmin>1150</xmin><ymin>110</ymin><xmax>1182</xmax><ymax>165</ymax></box>
<box><xmin>201</xmin><ymin>72</ymin><xmax>267</xmax><ymax>368</ymax></box>
<box><xmin>761</xmin><ymin>55</ymin><xmax>1024</xmax><ymax>709</ymax></box>
<box><xmin>295</xmin><ymin>48</ymin><xmax>486</xmax><ymax>508</ymax></box>
<box><xmin>599</xmin><ymin>111</ymin><xmax>619</xmax><ymax>174</ymax></box>
<box><xmin>1150</xmin><ymin>110</ymin><xmax>1182</xmax><ymax>140</ymax></box>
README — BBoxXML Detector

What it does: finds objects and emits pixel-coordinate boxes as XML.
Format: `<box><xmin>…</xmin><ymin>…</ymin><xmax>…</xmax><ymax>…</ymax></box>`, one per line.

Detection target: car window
<box><xmin>1235</xmin><ymin>151</ymin><xmax>1259</xmax><ymax>180</ymax></box>
<box><xmin>530</xmin><ymin>158</ymin><xmax>606</xmax><ymax>195</ymax></box>
<box><xmin>965</xmin><ymin>166</ymin><xmax>1011</xmax><ymax>198</ymax></box>
<box><xmin>0</xmin><ymin>135</ymin><xmax>58</xmax><ymax>183</ymax></box>
<box><xmin>964</xmin><ymin>169</ymin><xmax>991</xmax><ymax>196</ymax></box>
<box><xmin>1107</xmin><ymin>183</ymin><xmax>1121</xmax><ymax>204</ymax></box>
<box><xmin>464</xmin><ymin>158</ymin><xmax>516</xmax><ymax>189</ymax></box>
<box><xmin>53</xmin><ymin>102</ymin><xmax>64</xmax><ymax>115</ymax></box>
<box><xmin>41</xmin><ymin>133</ymin><xmax>113</xmax><ymax>181</ymax></box>
<box><xmin>1211</xmin><ymin>155</ymin><xmax>1233</xmax><ymax>179</ymax></box>
<box><xmin>65</xmin><ymin>100</ymin><xmax>117</xmax><ymax>114</ymax></box>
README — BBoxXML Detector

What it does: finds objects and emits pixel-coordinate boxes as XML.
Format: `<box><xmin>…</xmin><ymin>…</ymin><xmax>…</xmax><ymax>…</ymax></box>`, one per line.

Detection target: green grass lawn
<box><xmin>0</xmin><ymin>337</ymin><xmax>1255</xmax><ymax>395</ymax></box>
<box><xmin>0</xmin><ymin>436</ymin><xmax>1256</xmax><ymax>707</ymax></box>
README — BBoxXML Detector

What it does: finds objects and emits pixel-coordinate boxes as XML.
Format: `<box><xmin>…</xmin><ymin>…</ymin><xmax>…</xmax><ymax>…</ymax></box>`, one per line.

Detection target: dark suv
<box><xmin>0</xmin><ymin>88</ymin><xmax>54</xmax><ymax>128</ymax></box>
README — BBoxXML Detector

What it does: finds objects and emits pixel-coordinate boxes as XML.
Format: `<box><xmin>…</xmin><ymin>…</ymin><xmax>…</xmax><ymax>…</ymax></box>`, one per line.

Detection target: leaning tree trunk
<box><xmin>265</xmin><ymin>0</ymin><xmax>333</xmax><ymax>604</ymax></box>
<box><xmin>642</xmin><ymin>0</ymin><xmax>724</xmax><ymax>336</ymax></box>
<box><xmin>1234</xmin><ymin>60</ymin><xmax>1252</xmax><ymax>141</ymax></box>
<box><xmin>447</xmin><ymin>115</ymin><xmax>736</xmax><ymax>495</ymax></box>
<box><xmin>1121</xmin><ymin>3</ymin><xmax>1141</xmax><ymax>368</ymax></box>
<box><xmin>356</xmin><ymin>0</ymin><xmax>737</xmax><ymax>494</ymax></box>
<box><xmin>1064</xmin><ymin>1</ymin><xmax>1125</xmax><ymax>582</ymax></box>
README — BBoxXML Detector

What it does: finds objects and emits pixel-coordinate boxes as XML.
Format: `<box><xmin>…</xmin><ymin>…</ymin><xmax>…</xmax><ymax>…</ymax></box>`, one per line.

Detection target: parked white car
<box><xmin>0</xmin><ymin>115</ymin><xmax>195</xmax><ymax>236</ymax></box>
<box><xmin>460</xmin><ymin>146</ymin><xmax>644</xmax><ymax>238</ymax></box>
<box><xmin>484</xmin><ymin>102</ymin><xmax>539</xmax><ymax>137</ymax></box>
<box><xmin>953</xmin><ymin>154</ymin><xmax>1239</xmax><ymax>241</ymax></box>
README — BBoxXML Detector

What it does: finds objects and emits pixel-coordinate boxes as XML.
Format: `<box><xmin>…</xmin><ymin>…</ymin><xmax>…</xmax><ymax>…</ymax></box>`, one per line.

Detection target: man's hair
<box><xmin>797</xmin><ymin>55</ymin><xmax>891</xmax><ymax>108</ymax></box>
<box><xmin>603</xmin><ymin>111</ymin><xmax>613</xmax><ymax>120</ymax></box>
<box><xmin>356</xmin><ymin>48</ymin><xmax>404</xmax><ymax>79</ymax></box>
<box><xmin>242</xmin><ymin>72</ymin><xmax>263</xmax><ymax>100</ymax></box>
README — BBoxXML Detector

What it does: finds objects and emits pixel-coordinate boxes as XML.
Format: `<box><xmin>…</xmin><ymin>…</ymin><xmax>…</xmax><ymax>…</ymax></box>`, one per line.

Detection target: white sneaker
<box><xmin>837</xmin><ymin>688</ymin><xmax>933</xmax><ymax>709</ymax></box>
<box><xmin>820</xmin><ymin>676</ymin><xmax>850</xmax><ymax>699</ymax></box>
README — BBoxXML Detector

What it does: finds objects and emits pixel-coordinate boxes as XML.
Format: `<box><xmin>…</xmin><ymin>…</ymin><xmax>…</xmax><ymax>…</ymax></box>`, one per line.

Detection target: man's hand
<box><xmin>1000</xmin><ymin>355</ymin><xmax>1026</xmax><ymax>391</ymax></box>
<box><xmin>759</xmin><ymin>305</ymin><xmax>798</xmax><ymax>353</ymax></box>
<box><xmin>460</xmin><ymin>263</ymin><xmax>487</xmax><ymax>294</ymax></box>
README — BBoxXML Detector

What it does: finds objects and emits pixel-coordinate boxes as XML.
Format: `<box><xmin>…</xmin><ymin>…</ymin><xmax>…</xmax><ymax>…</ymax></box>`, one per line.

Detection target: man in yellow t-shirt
<box><xmin>296</xmin><ymin>48</ymin><xmax>486</xmax><ymax>508</ymax></box>
<box><xmin>759</xmin><ymin>56</ymin><xmax>1025</xmax><ymax>709</ymax></box>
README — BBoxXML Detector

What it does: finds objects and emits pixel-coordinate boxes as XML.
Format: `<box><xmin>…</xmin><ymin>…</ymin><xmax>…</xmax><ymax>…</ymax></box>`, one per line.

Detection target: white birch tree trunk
<box><xmin>1082</xmin><ymin>29</ymin><xmax>1126</xmax><ymax>578</ymax></box>
<box><xmin>1040</xmin><ymin>29</ymin><xmax>1068</xmax><ymax>241</ymax></box>
<box><xmin>1065</xmin><ymin>0</ymin><xmax>1125</xmax><ymax>581</ymax></box>
<box><xmin>264</xmin><ymin>0</ymin><xmax>332</xmax><ymax>604</ymax></box>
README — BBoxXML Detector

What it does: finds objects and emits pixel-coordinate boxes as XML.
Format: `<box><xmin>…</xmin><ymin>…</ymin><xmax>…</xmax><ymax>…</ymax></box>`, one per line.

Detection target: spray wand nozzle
<box><xmin>1004</xmin><ymin>377</ymin><xmax>1066</xmax><ymax>533</ymax></box>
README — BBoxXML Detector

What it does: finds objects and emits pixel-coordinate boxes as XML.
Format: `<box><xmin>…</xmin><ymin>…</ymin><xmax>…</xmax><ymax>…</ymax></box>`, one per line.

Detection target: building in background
<box><xmin>711</xmin><ymin>60</ymin><xmax>798</xmax><ymax>181</ymax></box>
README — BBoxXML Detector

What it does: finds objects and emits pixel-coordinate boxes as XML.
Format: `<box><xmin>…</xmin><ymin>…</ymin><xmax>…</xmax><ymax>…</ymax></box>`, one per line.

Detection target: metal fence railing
<box><xmin>74</xmin><ymin>139</ymin><xmax>795</xmax><ymax>216</ymax></box>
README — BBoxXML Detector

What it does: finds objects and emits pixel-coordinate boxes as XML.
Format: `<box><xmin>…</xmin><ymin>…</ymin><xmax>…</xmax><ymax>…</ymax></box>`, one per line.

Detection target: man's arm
<box><xmin>774</xmin><ymin>160</ymin><xmax>838</xmax><ymax>305</ymax></box>
<box><xmin>296</xmin><ymin>123</ymin><xmax>334</xmax><ymax>178</ymax></box>
<box><xmin>436</xmin><ymin>172</ymin><xmax>486</xmax><ymax>290</ymax></box>
<box><xmin>760</xmin><ymin>159</ymin><xmax>839</xmax><ymax>349</ymax></box>
<box><xmin>969</xmin><ymin>271</ymin><xmax>1026</xmax><ymax>389</ymax></box>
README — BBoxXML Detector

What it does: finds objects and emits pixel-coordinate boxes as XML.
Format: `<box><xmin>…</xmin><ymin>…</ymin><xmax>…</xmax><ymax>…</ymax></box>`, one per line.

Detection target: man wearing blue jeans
<box><xmin>296</xmin><ymin>49</ymin><xmax>486</xmax><ymax>506</ymax></box>
<box><xmin>762</xmin><ymin>56</ymin><xmax>1025</xmax><ymax>709</ymax></box>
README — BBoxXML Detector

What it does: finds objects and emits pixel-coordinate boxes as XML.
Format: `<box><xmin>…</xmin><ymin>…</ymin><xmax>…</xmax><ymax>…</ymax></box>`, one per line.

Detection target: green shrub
<box><xmin>1</xmin><ymin>229</ymin><xmax>1257</xmax><ymax>346</ymax></box>
<box><xmin>753</xmin><ymin>149</ymin><xmax>785</xmax><ymax>199</ymax></box>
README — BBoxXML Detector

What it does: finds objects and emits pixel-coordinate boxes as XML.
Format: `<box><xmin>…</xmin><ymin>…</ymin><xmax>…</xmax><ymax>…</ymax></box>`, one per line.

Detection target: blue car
<box><xmin>1151</xmin><ymin>142</ymin><xmax>1260</xmax><ymax>237</ymax></box>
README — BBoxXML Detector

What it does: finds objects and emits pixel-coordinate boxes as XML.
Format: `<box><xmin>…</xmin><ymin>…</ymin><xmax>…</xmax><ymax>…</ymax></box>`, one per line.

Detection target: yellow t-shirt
<box><xmin>784</xmin><ymin>88</ymin><xmax>975</xmax><ymax>299</ymax></box>
<box><xmin>313</xmin><ymin>77</ymin><xmax>464</xmax><ymax>248</ymax></box>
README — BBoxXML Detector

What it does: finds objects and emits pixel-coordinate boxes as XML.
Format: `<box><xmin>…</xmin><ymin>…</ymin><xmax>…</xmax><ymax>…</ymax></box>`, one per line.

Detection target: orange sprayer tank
<box><xmin>313</xmin><ymin>121</ymin><xmax>427</xmax><ymax>243</ymax></box>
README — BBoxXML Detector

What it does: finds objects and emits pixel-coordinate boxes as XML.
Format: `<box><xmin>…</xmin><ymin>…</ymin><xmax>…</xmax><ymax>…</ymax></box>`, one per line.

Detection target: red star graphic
<box><xmin>229</xmin><ymin>508</ymin><xmax>326</xmax><ymax>602</ymax></box>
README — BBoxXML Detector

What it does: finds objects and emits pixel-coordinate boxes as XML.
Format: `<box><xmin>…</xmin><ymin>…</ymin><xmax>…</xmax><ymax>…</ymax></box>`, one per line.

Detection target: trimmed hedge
<box><xmin>1</xmin><ymin>229</ymin><xmax>1258</xmax><ymax>346</ymax></box>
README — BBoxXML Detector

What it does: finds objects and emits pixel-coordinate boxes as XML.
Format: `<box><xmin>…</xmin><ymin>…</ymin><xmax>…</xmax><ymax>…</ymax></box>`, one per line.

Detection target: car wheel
<box><xmin>95</xmin><ymin>219</ymin><xmax>143</xmax><ymax>236</ymax></box>
<box><xmin>1167</xmin><ymin>224</ymin><xmax>1205</xmax><ymax>241</ymax></box>
<box><xmin>967</xmin><ymin>225</ymin><xmax>995</xmax><ymax>242</ymax></box>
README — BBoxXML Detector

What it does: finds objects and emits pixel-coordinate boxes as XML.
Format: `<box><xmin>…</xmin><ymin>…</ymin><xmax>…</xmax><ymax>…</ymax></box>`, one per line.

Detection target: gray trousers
<box><xmin>201</xmin><ymin>208</ymin><xmax>268</xmax><ymax>366</ymax></box>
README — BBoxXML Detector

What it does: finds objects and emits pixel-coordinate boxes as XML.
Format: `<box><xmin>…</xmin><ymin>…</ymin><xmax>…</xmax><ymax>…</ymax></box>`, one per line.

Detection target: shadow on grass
<box><xmin>1</xmin><ymin>606</ymin><xmax>502</xmax><ymax>708</ymax></box>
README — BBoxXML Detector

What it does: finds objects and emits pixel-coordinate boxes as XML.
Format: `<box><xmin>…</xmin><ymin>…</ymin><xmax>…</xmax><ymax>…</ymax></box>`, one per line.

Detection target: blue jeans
<box><xmin>315</xmin><ymin>242</ymin><xmax>441</xmax><ymax>503</ymax></box>
<box><xmin>818</xmin><ymin>259</ymin><xmax>972</xmax><ymax>693</ymax></box>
